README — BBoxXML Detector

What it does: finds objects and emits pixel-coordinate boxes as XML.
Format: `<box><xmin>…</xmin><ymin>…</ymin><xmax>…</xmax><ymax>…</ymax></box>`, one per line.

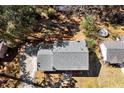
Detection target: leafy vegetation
<box><xmin>86</xmin><ymin>39</ymin><xmax>96</xmax><ymax>50</ymax></box>
<box><xmin>0</xmin><ymin>6</ymin><xmax>58</xmax><ymax>48</ymax></box>
<box><xmin>80</xmin><ymin>15</ymin><xmax>98</xmax><ymax>38</ymax></box>
<box><xmin>0</xmin><ymin>6</ymin><xmax>39</xmax><ymax>47</ymax></box>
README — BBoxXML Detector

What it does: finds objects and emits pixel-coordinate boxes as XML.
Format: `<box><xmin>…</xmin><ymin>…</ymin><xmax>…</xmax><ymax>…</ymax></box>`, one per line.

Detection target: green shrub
<box><xmin>80</xmin><ymin>15</ymin><xmax>97</xmax><ymax>38</ymax></box>
<box><xmin>86</xmin><ymin>39</ymin><xmax>96</xmax><ymax>50</ymax></box>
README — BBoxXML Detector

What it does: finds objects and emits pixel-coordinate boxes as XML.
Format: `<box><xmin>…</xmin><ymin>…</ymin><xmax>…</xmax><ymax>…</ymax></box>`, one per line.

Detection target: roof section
<box><xmin>37</xmin><ymin>49</ymin><xmax>54</xmax><ymax>71</ymax></box>
<box><xmin>37</xmin><ymin>49</ymin><xmax>53</xmax><ymax>55</ymax></box>
<box><xmin>103</xmin><ymin>41</ymin><xmax>124</xmax><ymax>49</ymax></box>
<box><xmin>37</xmin><ymin>40</ymin><xmax>89</xmax><ymax>71</ymax></box>
<box><xmin>53</xmin><ymin>52</ymin><xmax>89</xmax><ymax>70</ymax></box>
<box><xmin>53</xmin><ymin>41</ymin><xmax>87</xmax><ymax>52</ymax></box>
<box><xmin>53</xmin><ymin>41</ymin><xmax>89</xmax><ymax>70</ymax></box>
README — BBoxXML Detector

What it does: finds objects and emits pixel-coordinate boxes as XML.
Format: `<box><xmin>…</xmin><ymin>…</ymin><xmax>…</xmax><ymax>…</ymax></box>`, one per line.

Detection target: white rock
<box><xmin>98</xmin><ymin>28</ymin><xmax>109</xmax><ymax>37</ymax></box>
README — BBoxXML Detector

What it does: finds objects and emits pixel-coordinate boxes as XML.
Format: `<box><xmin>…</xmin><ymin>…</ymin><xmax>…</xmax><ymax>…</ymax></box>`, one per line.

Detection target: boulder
<box><xmin>98</xmin><ymin>28</ymin><xmax>109</xmax><ymax>37</ymax></box>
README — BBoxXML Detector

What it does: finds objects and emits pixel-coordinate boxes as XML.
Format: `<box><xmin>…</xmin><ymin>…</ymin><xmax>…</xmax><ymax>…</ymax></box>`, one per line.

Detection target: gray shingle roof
<box><xmin>37</xmin><ymin>40</ymin><xmax>89</xmax><ymax>71</ymax></box>
<box><xmin>102</xmin><ymin>41</ymin><xmax>124</xmax><ymax>64</ymax></box>
<box><xmin>107</xmin><ymin>49</ymin><xmax>124</xmax><ymax>63</ymax></box>
<box><xmin>53</xmin><ymin>41</ymin><xmax>87</xmax><ymax>52</ymax></box>
<box><xmin>53</xmin><ymin>52</ymin><xmax>89</xmax><ymax>70</ymax></box>
<box><xmin>37</xmin><ymin>49</ymin><xmax>54</xmax><ymax>71</ymax></box>
<box><xmin>103</xmin><ymin>41</ymin><xmax>124</xmax><ymax>49</ymax></box>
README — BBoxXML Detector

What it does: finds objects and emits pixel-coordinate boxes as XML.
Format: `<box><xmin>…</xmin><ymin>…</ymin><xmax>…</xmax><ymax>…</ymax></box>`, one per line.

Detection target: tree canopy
<box><xmin>0</xmin><ymin>6</ymin><xmax>38</xmax><ymax>47</ymax></box>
